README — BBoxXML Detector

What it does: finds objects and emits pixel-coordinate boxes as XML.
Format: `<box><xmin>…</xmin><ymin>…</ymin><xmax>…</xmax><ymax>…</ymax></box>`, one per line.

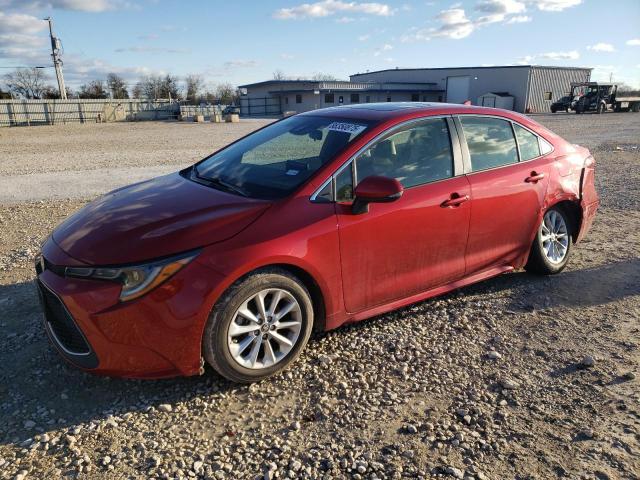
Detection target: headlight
<box><xmin>65</xmin><ymin>251</ymin><xmax>199</xmax><ymax>302</ymax></box>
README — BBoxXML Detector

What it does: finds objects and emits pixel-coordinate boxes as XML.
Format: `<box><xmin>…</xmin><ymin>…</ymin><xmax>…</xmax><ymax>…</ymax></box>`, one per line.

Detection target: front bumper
<box><xmin>36</xmin><ymin>239</ymin><xmax>226</xmax><ymax>378</ymax></box>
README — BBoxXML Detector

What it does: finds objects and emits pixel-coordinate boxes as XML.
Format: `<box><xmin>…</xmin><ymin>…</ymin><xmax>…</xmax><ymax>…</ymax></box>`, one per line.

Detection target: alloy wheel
<box><xmin>227</xmin><ymin>288</ymin><xmax>302</xmax><ymax>369</ymax></box>
<box><xmin>540</xmin><ymin>209</ymin><xmax>569</xmax><ymax>264</ymax></box>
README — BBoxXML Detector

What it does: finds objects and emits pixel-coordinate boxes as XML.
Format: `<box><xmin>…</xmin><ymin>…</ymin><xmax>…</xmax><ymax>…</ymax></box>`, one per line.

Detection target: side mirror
<box><xmin>352</xmin><ymin>176</ymin><xmax>403</xmax><ymax>215</ymax></box>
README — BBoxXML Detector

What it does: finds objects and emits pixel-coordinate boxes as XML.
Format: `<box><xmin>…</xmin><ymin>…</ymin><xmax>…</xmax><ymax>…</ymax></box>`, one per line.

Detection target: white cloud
<box><xmin>137</xmin><ymin>33</ymin><xmax>159</xmax><ymax>41</ymax></box>
<box><xmin>506</xmin><ymin>14</ymin><xmax>531</xmax><ymax>23</ymax></box>
<box><xmin>0</xmin><ymin>0</ymin><xmax>120</xmax><ymax>12</ymax></box>
<box><xmin>431</xmin><ymin>8</ymin><xmax>475</xmax><ymax>39</ymax></box>
<box><xmin>273</xmin><ymin>0</ymin><xmax>393</xmax><ymax>20</ymax></box>
<box><xmin>0</xmin><ymin>12</ymin><xmax>48</xmax><ymax>64</ymax></box>
<box><xmin>626</xmin><ymin>39</ymin><xmax>640</xmax><ymax>46</ymax></box>
<box><xmin>520</xmin><ymin>50</ymin><xmax>580</xmax><ymax>63</ymax></box>
<box><xmin>539</xmin><ymin>50</ymin><xmax>580</xmax><ymax>60</ymax></box>
<box><xmin>358</xmin><ymin>34</ymin><xmax>370</xmax><ymax>41</ymax></box>
<box><xmin>280</xmin><ymin>53</ymin><xmax>295</xmax><ymax>60</ymax></box>
<box><xmin>0</xmin><ymin>11</ymin><xmax>47</xmax><ymax>35</ymax></box>
<box><xmin>223</xmin><ymin>60</ymin><xmax>258</xmax><ymax>69</ymax></box>
<box><xmin>476</xmin><ymin>0</ymin><xmax>526</xmax><ymax>15</ymax></box>
<box><xmin>335</xmin><ymin>16</ymin><xmax>355</xmax><ymax>22</ymax></box>
<box><xmin>527</xmin><ymin>0</ymin><xmax>581</xmax><ymax>12</ymax></box>
<box><xmin>516</xmin><ymin>50</ymin><xmax>580</xmax><ymax>65</ymax></box>
<box><xmin>114</xmin><ymin>46</ymin><xmax>190</xmax><ymax>54</ymax></box>
<box><xmin>373</xmin><ymin>43</ymin><xmax>393</xmax><ymax>56</ymax></box>
<box><xmin>403</xmin><ymin>1</ymin><xmax>534</xmax><ymax>43</ymax></box>
<box><xmin>587</xmin><ymin>43</ymin><xmax>615</xmax><ymax>52</ymax></box>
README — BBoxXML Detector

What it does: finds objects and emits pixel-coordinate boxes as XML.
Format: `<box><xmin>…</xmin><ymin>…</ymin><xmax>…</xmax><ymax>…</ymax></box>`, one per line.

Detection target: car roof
<box><xmin>299</xmin><ymin>102</ymin><xmax>513</xmax><ymax>122</ymax></box>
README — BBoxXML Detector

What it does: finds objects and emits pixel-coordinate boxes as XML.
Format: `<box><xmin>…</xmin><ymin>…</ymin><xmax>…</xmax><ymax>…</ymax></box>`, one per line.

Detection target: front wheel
<box><xmin>202</xmin><ymin>268</ymin><xmax>314</xmax><ymax>383</ymax></box>
<box><xmin>525</xmin><ymin>207</ymin><xmax>573</xmax><ymax>275</ymax></box>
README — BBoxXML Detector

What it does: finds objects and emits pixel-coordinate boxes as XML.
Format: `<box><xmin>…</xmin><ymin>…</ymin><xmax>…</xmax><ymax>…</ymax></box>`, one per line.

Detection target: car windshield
<box><xmin>193</xmin><ymin>115</ymin><xmax>373</xmax><ymax>199</ymax></box>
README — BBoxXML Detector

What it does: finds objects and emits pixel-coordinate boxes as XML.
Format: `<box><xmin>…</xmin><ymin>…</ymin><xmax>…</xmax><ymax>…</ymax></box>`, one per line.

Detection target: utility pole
<box><xmin>45</xmin><ymin>17</ymin><xmax>67</xmax><ymax>99</ymax></box>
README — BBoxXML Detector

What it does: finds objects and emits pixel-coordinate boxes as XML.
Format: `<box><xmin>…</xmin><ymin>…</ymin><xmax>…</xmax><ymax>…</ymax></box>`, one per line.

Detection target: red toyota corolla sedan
<box><xmin>35</xmin><ymin>103</ymin><xmax>599</xmax><ymax>382</ymax></box>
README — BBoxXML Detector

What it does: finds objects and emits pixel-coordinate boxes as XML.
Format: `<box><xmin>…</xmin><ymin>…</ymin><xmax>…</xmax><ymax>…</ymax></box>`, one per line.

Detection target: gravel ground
<box><xmin>0</xmin><ymin>119</ymin><xmax>272</xmax><ymax>203</ymax></box>
<box><xmin>0</xmin><ymin>112</ymin><xmax>639</xmax><ymax>479</ymax></box>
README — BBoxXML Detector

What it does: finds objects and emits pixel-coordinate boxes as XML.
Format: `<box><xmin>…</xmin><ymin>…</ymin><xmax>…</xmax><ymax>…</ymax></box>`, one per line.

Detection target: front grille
<box><xmin>37</xmin><ymin>280</ymin><xmax>91</xmax><ymax>355</ymax></box>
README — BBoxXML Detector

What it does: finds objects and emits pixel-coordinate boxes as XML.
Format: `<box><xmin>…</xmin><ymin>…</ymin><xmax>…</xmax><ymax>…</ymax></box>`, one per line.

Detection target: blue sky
<box><xmin>1</xmin><ymin>0</ymin><xmax>639</xmax><ymax>91</ymax></box>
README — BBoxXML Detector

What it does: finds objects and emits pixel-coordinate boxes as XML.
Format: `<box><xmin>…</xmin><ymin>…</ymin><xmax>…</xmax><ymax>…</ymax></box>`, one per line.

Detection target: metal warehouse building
<box><xmin>238</xmin><ymin>80</ymin><xmax>444</xmax><ymax>116</ymax></box>
<box><xmin>350</xmin><ymin>65</ymin><xmax>592</xmax><ymax>113</ymax></box>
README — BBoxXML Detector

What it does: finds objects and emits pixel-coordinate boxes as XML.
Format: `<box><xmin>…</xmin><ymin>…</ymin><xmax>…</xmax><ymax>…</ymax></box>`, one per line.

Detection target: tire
<box><xmin>632</xmin><ymin>103</ymin><xmax>640</xmax><ymax>113</ymax></box>
<box><xmin>202</xmin><ymin>268</ymin><xmax>314</xmax><ymax>383</ymax></box>
<box><xmin>597</xmin><ymin>103</ymin><xmax>605</xmax><ymax>114</ymax></box>
<box><xmin>551</xmin><ymin>107</ymin><xmax>557</xmax><ymax>113</ymax></box>
<box><xmin>525</xmin><ymin>206</ymin><xmax>573</xmax><ymax>275</ymax></box>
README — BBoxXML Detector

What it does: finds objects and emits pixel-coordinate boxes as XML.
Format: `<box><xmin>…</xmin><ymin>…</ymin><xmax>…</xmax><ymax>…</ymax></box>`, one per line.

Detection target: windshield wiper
<box><xmin>192</xmin><ymin>166</ymin><xmax>249</xmax><ymax>197</ymax></box>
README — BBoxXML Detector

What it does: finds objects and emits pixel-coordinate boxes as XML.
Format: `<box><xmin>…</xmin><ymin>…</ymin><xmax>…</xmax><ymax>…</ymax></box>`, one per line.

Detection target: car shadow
<box><xmin>0</xmin><ymin>257</ymin><xmax>637</xmax><ymax>446</ymax></box>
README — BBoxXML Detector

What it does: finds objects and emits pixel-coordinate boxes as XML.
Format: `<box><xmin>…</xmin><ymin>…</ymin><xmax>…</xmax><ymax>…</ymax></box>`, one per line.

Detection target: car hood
<box><xmin>52</xmin><ymin>172</ymin><xmax>270</xmax><ymax>265</ymax></box>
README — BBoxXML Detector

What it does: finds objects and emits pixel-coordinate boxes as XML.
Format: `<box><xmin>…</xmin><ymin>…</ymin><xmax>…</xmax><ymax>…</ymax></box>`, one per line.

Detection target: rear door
<box><xmin>332</xmin><ymin>117</ymin><xmax>471</xmax><ymax>313</ymax></box>
<box><xmin>456</xmin><ymin>115</ymin><xmax>551</xmax><ymax>273</ymax></box>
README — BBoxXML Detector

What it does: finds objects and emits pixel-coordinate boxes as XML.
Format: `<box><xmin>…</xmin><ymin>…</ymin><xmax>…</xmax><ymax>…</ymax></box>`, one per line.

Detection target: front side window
<box><xmin>355</xmin><ymin>118</ymin><xmax>454</xmax><ymax>189</ymax></box>
<box><xmin>514</xmin><ymin>124</ymin><xmax>541</xmax><ymax>161</ymax></box>
<box><xmin>460</xmin><ymin>116</ymin><xmax>518</xmax><ymax>172</ymax></box>
<box><xmin>194</xmin><ymin>116</ymin><xmax>373</xmax><ymax>199</ymax></box>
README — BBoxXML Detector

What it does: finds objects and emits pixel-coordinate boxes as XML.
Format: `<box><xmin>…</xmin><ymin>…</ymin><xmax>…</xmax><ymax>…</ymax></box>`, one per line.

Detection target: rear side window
<box><xmin>461</xmin><ymin>117</ymin><xmax>518</xmax><ymax>171</ymax></box>
<box><xmin>514</xmin><ymin>124</ymin><xmax>541</xmax><ymax>160</ymax></box>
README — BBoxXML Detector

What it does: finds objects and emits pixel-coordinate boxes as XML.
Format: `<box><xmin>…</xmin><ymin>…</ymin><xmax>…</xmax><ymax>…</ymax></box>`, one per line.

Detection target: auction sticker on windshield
<box><xmin>327</xmin><ymin>122</ymin><xmax>367</xmax><ymax>136</ymax></box>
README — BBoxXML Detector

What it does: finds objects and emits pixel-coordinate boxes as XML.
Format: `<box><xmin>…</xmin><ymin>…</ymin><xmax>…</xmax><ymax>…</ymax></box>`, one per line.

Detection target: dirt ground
<box><xmin>0</xmin><ymin>113</ymin><xmax>638</xmax><ymax>480</ymax></box>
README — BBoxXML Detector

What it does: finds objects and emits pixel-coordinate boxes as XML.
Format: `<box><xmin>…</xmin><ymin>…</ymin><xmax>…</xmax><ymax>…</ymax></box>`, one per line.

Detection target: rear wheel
<box><xmin>202</xmin><ymin>269</ymin><xmax>314</xmax><ymax>383</ymax></box>
<box><xmin>525</xmin><ymin>206</ymin><xmax>573</xmax><ymax>275</ymax></box>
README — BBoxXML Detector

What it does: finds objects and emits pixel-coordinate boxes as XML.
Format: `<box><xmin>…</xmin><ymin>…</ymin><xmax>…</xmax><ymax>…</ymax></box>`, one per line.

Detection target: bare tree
<box><xmin>41</xmin><ymin>85</ymin><xmax>70</xmax><ymax>99</ymax></box>
<box><xmin>106</xmin><ymin>73</ymin><xmax>129</xmax><ymax>99</ymax></box>
<box><xmin>185</xmin><ymin>74</ymin><xmax>204</xmax><ymax>103</ymax></box>
<box><xmin>4</xmin><ymin>68</ymin><xmax>53</xmax><ymax>99</ymax></box>
<box><xmin>311</xmin><ymin>72</ymin><xmax>339</xmax><ymax>81</ymax></box>
<box><xmin>215</xmin><ymin>83</ymin><xmax>239</xmax><ymax>105</ymax></box>
<box><xmin>616</xmin><ymin>82</ymin><xmax>640</xmax><ymax>95</ymax></box>
<box><xmin>79</xmin><ymin>80</ymin><xmax>108</xmax><ymax>99</ymax></box>
<box><xmin>134</xmin><ymin>74</ymin><xmax>181</xmax><ymax>100</ymax></box>
<box><xmin>272</xmin><ymin>69</ymin><xmax>287</xmax><ymax>80</ymax></box>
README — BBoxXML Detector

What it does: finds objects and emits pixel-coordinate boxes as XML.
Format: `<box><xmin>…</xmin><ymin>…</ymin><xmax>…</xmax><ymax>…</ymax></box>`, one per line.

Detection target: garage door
<box><xmin>446</xmin><ymin>76</ymin><xmax>471</xmax><ymax>104</ymax></box>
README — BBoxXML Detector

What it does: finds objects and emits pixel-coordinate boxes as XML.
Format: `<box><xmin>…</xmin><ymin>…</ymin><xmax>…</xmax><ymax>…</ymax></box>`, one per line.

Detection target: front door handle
<box><xmin>441</xmin><ymin>193</ymin><xmax>469</xmax><ymax>208</ymax></box>
<box><xmin>525</xmin><ymin>171</ymin><xmax>545</xmax><ymax>183</ymax></box>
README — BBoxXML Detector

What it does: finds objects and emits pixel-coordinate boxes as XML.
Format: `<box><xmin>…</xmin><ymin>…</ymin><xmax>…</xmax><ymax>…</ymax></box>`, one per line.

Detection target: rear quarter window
<box><xmin>513</xmin><ymin>124</ymin><xmax>541</xmax><ymax>161</ymax></box>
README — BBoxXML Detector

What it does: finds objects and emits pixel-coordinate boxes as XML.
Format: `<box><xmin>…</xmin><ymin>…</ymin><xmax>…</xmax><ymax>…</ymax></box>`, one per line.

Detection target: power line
<box><xmin>0</xmin><ymin>66</ymin><xmax>52</xmax><ymax>69</ymax></box>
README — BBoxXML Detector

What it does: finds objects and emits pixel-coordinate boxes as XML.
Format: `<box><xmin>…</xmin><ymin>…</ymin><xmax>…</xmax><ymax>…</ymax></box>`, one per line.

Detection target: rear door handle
<box><xmin>525</xmin><ymin>171</ymin><xmax>545</xmax><ymax>183</ymax></box>
<box><xmin>441</xmin><ymin>193</ymin><xmax>469</xmax><ymax>208</ymax></box>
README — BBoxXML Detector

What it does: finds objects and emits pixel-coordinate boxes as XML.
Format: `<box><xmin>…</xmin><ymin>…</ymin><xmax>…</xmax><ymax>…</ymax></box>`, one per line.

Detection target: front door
<box><xmin>334</xmin><ymin>117</ymin><xmax>471</xmax><ymax>313</ymax></box>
